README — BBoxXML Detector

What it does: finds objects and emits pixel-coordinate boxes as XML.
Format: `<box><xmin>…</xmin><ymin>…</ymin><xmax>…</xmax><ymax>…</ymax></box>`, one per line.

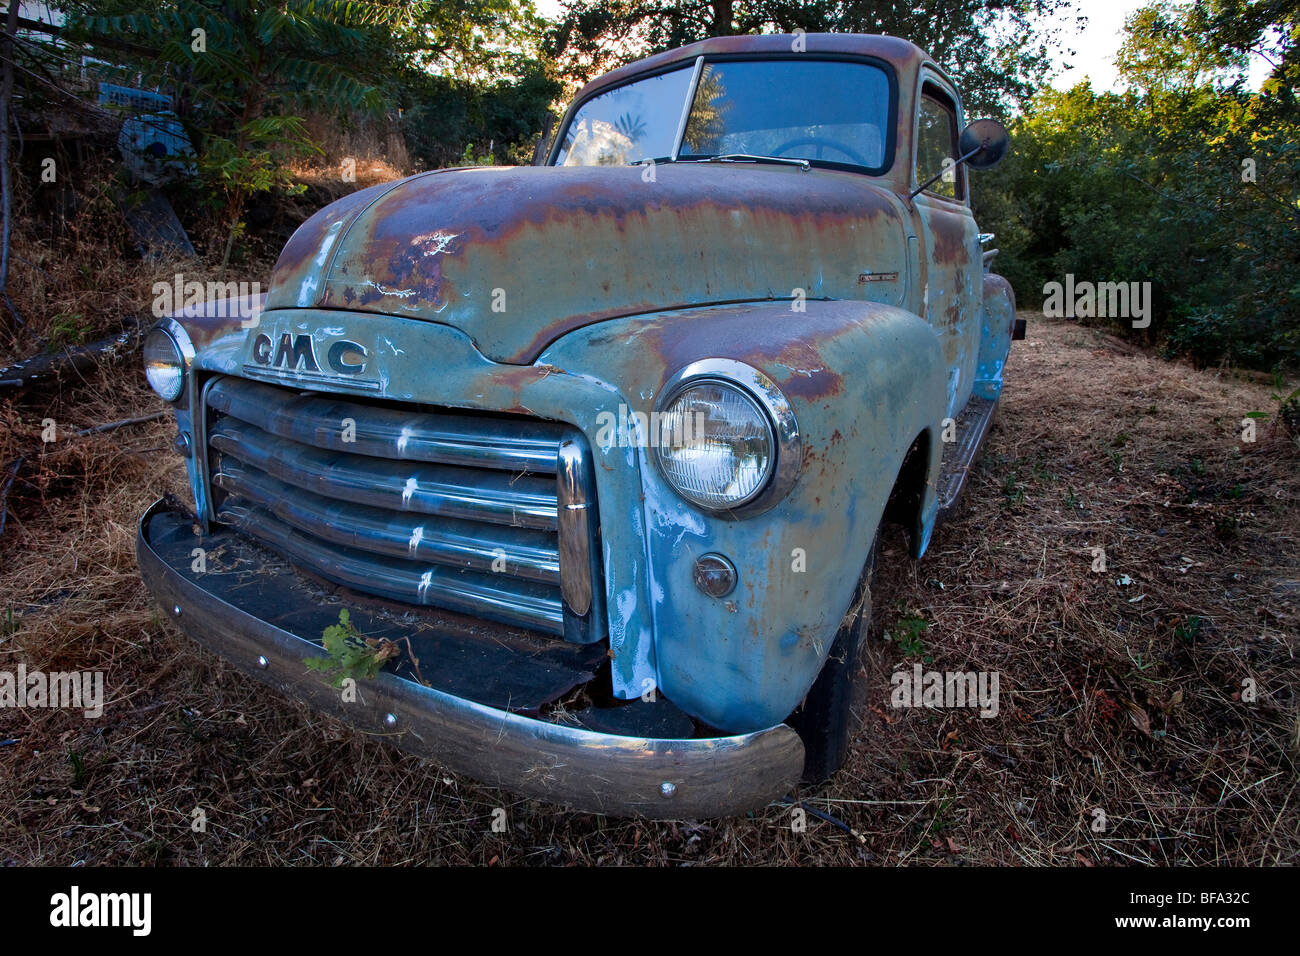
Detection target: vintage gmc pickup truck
<box><xmin>137</xmin><ymin>33</ymin><xmax>1020</xmax><ymax>818</ymax></box>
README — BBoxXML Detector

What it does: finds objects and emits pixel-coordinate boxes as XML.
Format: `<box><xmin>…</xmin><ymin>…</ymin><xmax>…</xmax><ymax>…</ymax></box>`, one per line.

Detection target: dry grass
<box><xmin>0</xmin><ymin>152</ymin><xmax>408</xmax><ymax>368</ymax></box>
<box><xmin>0</xmin><ymin>315</ymin><xmax>1296</xmax><ymax>866</ymax></box>
<box><xmin>288</xmin><ymin>158</ymin><xmax>409</xmax><ymax>193</ymax></box>
<box><xmin>0</xmin><ymin>155</ymin><xmax>264</xmax><ymax>368</ymax></box>
<box><xmin>0</xmin><ymin>163</ymin><xmax>190</xmax><ymax>365</ymax></box>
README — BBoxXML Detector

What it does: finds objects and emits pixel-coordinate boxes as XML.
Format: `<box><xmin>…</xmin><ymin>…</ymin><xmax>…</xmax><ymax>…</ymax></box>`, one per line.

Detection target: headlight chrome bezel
<box><xmin>653</xmin><ymin>358</ymin><xmax>801</xmax><ymax>517</ymax></box>
<box><xmin>143</xmin><ymin>320</ymin><xmax>195</xmax><ymax>404</ymax></box>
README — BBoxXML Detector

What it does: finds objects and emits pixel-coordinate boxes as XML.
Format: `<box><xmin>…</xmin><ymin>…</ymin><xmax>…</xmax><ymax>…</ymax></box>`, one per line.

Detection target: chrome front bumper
<box><xmin>136</xmin><ymin>498</ymin><xmax>804</xmax><ymax>819</ymax></box>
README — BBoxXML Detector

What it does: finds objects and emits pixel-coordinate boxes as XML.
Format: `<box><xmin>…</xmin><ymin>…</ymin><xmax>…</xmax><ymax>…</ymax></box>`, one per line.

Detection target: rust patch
<box><xmin>627</xmin><ymin>302</ymin><xmax>898</xmax><ymax>402</ymax></box>
<box><xmin>169</xmin><ymin>297</ymin><xmax>262</xmax><ymax>351</ymax></box>
<box><xmin>266</xmin><ymin>177</ymin><xmax>416</xmax><ymax>309</ymax></box>
<box><xmin>928</xmin><ymin>213</ymin><xmax>968</xmax><ymax>266</ymax></box>
<box><xmin>260</xmin><ymin>163</ymin><xmax>910</xmax><ymax>365</ymax></box>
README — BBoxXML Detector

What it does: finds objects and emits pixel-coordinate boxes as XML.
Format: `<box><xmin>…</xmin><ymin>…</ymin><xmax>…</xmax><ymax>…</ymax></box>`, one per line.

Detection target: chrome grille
<box><xmin>201</xmin><ymin>376</ymin><xmax>603</xmax><ymax>642</ymax></box>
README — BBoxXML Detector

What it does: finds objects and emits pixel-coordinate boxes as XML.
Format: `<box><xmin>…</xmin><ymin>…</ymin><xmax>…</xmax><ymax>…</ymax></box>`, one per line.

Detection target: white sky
<box><xmin>1048</xmin><ymin>1</ymin><xmax>1148</xmax><ymax>90</ymax></box>
<box><xmin>1043</xmin><ymin>0</ymin><xmax>1273</xmax><ymax>91</ymax></box>
<box><xmin>533</xmin><ymin>0</ymin><xmax>1274</xmax><ymax>93</ymax></box>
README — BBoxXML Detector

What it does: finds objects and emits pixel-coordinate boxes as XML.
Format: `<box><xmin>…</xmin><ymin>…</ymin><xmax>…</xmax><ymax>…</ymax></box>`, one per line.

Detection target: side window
<box><xmin>916</xmin><ymin>83</ymin><xmax>963</xmax><ymax>201</ymax></box>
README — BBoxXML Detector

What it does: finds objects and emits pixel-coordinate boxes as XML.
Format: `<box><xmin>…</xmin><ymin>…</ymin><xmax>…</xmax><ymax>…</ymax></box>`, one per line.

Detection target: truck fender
<box><xmin>539</xmin><ymin>298</ymin><xmax>949</xmax><ymax>731</ymax></box>
<box><xmin>974</xmin><ymin>273</ymin><xmax>1017</xmax><ymax>401</ymax></box>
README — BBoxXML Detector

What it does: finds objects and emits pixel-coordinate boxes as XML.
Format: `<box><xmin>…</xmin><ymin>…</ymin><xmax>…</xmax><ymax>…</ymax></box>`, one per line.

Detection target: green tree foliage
<box><xmin>551</xmin><ymin>0</ymin><xmax>1075</xmax><ymax>116</ymax></box>
<box><xmin>393</xmin><ymin>0</ymin><xmax>552</xmax><ymax>79</ymax></box>
<box><xmin>402</xmin><ymin>62</ymin><xmax>562</xmax><ymax>168</ymax></box>
<box><xmin>60</xmin><ymin>1</ymin><xmax>560</xmax><ymax>259</ymax></box>
<box><xmin>64</xmin><ymin>1</ymin><xmax>428</xmax><ymax>126</ymax></box>
<box><xmin>974</xmin><ymin>0</ymin><xmax>1299</xmax><ymax>369</ymax></box>
<box><xmin>391</xmin><ymin>1</ymin><xmax>561</xmax><ymax>168</ymax></box>
<box><xmin>367</xmin><ymin>0</ymin><xmax>562</xmax><ymax>166</ymax></box>
<box><xmin>64</xmin><ymin>0</ymin><xmax>402</xmax><ymax>268</ymax></box>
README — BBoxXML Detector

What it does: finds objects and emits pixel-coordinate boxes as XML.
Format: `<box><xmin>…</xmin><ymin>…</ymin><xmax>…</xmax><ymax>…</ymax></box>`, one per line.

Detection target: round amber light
<box><xmin>693</xmin><ymin>553</ymin><xmax>738</xmax><ymax>598</ymax></box>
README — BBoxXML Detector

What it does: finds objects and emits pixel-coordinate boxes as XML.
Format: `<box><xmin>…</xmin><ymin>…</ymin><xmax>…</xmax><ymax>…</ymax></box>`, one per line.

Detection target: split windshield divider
<box><xmin>669</xmin><ymin>56</ymin><xmax>705</xmax><ymax>162</ymax></box>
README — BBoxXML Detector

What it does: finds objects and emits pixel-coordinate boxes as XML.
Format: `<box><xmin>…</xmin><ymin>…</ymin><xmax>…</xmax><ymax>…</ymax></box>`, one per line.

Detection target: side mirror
<box><xmin>958</xmin><ymin>118</ymin><xmax>1010</xmax><ymax>170</ymax></box>
<box><xmin>911</xmin><ymin>118</ymin><xmax>1010</xmax><ymax>198</ymax></box>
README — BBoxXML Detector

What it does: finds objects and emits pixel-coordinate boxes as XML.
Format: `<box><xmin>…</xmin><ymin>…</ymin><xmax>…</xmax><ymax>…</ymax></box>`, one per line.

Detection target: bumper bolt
<box><xmin>660</xmin><ymin>781</ymin><xmax>677</xmax><ymax>799</ymax></box>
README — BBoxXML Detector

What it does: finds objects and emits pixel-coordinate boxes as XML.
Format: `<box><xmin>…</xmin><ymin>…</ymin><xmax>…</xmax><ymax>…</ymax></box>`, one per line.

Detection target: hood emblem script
<box><xmin>245</xmin><ymin>332</ymin><xmax>380</xmax><ymax>390</ymax></box>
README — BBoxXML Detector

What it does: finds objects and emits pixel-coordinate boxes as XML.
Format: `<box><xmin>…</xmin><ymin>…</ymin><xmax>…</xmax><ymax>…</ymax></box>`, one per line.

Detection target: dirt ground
<box><xmin>0</xmin><ymin>314</ymin><xmax>1296</xmax><ymax>865</ymax></box>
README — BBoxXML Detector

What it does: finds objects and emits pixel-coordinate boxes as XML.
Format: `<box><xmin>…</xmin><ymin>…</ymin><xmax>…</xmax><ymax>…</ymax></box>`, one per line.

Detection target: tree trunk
<box><xmin>712</xmin><ymin>0</ymin><xmax>734</xmax><ymax>36</ymax></box>
<box><xmin>1</xmin><ymin>0</ymin><xmax>23</xmax><ymax>328</ymax></box>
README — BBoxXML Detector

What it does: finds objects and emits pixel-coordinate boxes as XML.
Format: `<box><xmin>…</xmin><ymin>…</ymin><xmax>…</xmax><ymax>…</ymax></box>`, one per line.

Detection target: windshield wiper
<box><xmin>631</xmin><ymin>153</ymin><xmax>811</xmax><ymax>171</ymax></box>
<box><xmin>698</xmin><ymin>153</ymin><xmax>811</xmax><ymax>171</ymax></box>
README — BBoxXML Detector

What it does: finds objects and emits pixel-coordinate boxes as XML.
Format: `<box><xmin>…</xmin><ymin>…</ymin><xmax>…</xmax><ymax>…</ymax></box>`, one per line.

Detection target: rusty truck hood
<box><xmin>265</xmin><ymin>164</ymin><xmax>909</xmax><ymax>365</ymax></box>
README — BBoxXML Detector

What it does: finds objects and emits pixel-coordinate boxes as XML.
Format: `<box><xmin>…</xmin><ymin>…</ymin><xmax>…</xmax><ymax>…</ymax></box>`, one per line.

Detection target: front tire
<box><xmin>786</xmin><ymin>535</ymin><xmax>877</xmax><ymax>784</ymax></box>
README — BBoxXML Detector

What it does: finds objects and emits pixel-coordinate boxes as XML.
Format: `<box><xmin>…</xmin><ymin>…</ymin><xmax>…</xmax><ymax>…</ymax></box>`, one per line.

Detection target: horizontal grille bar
<box><xmin>217</xmin><ymin>499</ymin><xmax>564</xmax><ymax>633</ymax></box>
<box><xmin>210</xmin><ymin>418</ymin><xmax>558</xmax><ymax>530</ymax></box>
<box><xmin>207</xmin><ymin>377</ymin><xmax>565</xmax><ymax>473</ymax></box>
<box><xmin>213</xmin><ymin>458</ymin><xmax>560</xmax><ymax>584</ymax></box>
<box><xmin>202</xmin><ymin>375</ymin><xmax>602</xmax><ymax>641</ymax></box>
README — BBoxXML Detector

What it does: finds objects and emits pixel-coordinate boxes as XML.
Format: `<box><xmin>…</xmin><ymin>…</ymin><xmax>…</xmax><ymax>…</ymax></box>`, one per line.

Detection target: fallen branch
<box><xmin>74</xmin><ymin>410</ymin><xmax>166</xmax><ymax>437</ymax></box>
<box><xmin>0</xmin><ymin>450</ymin><xmax>22</xmax><ymax>535</ymax></box>
<box><xmin>0</xmin><ymin>318</ymin><xmax>145</xmax><ymax>389</ymax></box>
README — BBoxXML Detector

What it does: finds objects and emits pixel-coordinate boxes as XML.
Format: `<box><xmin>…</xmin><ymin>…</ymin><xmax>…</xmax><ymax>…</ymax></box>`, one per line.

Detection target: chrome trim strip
<box><xmin>210</xmin><ymin>419</ymin><xmax>559</xmax><ymax>531</ymax></box>
<box><xmin>213</xmin><ymin>459</ymin><xmax>561</xmax><ymax>584</ymax></box>
<box><xmin>217</xmin><ymin>500</ymin><xmax>565</xmax><ymax>634</ymax></box>
<box><xmin>208</xmin><ymin>376</ymin><xmax>563</xmax><ymax>473</ymax></box>
<box><xmin>557</xmin><ymin>439</ymin><xmax>593</xmax><ymax>616</ymax></box>
<box><xmin>199</xmin><ymin>375</ymin><xmax>605</xmax><ymax>644</ymax></box>
<box><xmin>239</xmin><ymin>364</ymin><xmax>383</xmax><ymax>391</ymax></box>
<box><xmin>196</xmin><ymin>375</ymin><xmax>222</xmax><ymax>524</ymax></box>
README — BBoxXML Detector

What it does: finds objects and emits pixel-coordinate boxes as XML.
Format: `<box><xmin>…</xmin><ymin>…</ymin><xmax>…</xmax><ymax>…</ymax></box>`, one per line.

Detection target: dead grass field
<box><xmin>0</xmin><ymin>314</ymin><xmax>1296</xmax><ymax>866</ymax></box>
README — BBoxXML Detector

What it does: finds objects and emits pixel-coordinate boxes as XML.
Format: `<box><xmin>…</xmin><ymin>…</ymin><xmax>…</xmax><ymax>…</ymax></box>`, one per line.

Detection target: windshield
<box><xmin>554</xmin><ymin>66</ymin><xmax>694</xmax><ymax>166</ymax></box>
<box><xmin>553</xmin><ymin>58</ymin><xmax>893</xmax><ymax>172</ymax></box>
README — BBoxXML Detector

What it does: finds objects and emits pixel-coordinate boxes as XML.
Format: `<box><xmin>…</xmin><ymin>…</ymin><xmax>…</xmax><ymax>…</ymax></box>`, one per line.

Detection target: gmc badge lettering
<box><xmin>251</xmin><ymin>333</ymin><xmax>368</xmax><ymax>375</ymax></box>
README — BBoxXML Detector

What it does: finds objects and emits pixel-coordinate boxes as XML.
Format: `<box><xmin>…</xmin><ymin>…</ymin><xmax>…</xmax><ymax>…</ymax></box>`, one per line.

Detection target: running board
<box><xmin>935</xmin><ymin>397</ymin><xmax>998</xmax><ymax>523</ymax></box>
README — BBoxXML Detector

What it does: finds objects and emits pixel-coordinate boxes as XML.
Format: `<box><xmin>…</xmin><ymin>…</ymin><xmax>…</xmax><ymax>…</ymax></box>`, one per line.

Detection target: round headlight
<box><xmin>143</xmin><ymin>327</ymin><xmax>185</xmax><ymax>402</ymax></box>
<box><xmin>654</xmin><ymin>379</ymin><xmax>776</xmax><ymax>510</ymax></box>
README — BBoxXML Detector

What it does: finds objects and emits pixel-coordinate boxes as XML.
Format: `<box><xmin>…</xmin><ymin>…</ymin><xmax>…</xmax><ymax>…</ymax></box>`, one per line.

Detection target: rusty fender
<box><xmin>975</xmin><ymin>273</ymin><xmax>1017</xmax><ymax>402</ymax></box>
<box><xmin>537</xmin><ymin>298</ymin><xmax>948</xmax><ymax>732</ymax></box>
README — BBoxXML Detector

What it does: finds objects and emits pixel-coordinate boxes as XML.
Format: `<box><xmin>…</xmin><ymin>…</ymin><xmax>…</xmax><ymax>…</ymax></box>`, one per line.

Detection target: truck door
<box><xmin>909</xmin><ymin>75</ymin><xmax>981</xmax><ymax>420</ymax></box>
